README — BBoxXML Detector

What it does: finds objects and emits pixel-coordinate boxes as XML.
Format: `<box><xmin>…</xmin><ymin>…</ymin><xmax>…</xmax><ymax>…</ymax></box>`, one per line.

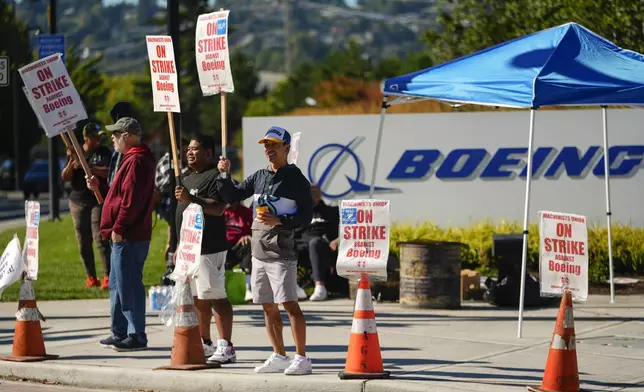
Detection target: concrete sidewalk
<box><xmin>0</xmin><ymin>296</ymin><xmax>643</xmax><ymax>392</ymax></box>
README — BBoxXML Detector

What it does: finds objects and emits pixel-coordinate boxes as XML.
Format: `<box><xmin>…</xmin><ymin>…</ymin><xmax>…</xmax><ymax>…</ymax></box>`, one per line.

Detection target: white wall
<box><xmin>242</xmin><ymin>109</ymin><xmax>644</xmax><ymax>227</ymax></box>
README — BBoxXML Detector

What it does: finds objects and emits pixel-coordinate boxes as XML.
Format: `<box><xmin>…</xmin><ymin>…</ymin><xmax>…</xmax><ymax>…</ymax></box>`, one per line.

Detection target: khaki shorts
<box><xmin>189</xmin><ymin>251</ymin><xmax>228</xmax><ymax>300</ymax></box>
<box><xmin>252</xmin><ymin>257</ymin><xmax>298</xmax><ymax>304</ymax></box>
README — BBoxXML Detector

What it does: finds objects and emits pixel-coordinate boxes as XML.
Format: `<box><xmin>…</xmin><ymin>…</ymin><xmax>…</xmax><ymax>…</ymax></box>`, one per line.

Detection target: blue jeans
<box><xmin>109</xmin><ymin>240</ymin><xmax>149</xmax><ymax>344</ymax></box>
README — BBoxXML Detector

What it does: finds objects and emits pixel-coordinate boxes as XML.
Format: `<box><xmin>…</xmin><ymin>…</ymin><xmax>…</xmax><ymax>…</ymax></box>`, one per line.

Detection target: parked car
<box><xmin>23</xmin><ymin>158</ymin><xmax>69</xmax><ymax>200</ymax></box>
<box><xmin>0</xmin><ymin>159</ymin><xmax>14</xmax><ymax>191</ymax></box>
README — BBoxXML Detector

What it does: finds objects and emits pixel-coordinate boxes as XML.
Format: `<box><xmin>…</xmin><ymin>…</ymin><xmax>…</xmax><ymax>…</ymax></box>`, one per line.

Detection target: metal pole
<box><xmin>166</xmin><ymin>0</ymin><xmax>180</xmax><ymax>258</ymax></box>
<box><xmin>11</xmin><ymin>0</ymin><xmax>20</xmax><ymax>191</ymax></box>
<box><xmin>47</xmin><ymin>0</ymin><xmax>60</xmax><ymax>221</ymax></box>
<box><xmin>368</xmin><ymin>98</ymin><xmax>389</xmax><ymax>199</ymax></box>
<box><xmin>517</xmin><ymin>108</ymin><xmax>536</xmax><ymax>339</ymax></box>
<box><xmin>601</xmin><ymin>106</ymin><xmax>615</xmax><ymax>304</ymax></box>
<box><xmin>284</xmin><ymin>0</ymin><xmax>291</xmax><ymax>74</ymax></box>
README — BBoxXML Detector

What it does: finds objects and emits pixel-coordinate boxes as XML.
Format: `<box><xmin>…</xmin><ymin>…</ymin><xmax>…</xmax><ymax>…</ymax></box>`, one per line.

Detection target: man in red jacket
<box><xmin>87</xmin><ymin>117</ymin><xmax>156</xmax><ymax>352</ymax></box>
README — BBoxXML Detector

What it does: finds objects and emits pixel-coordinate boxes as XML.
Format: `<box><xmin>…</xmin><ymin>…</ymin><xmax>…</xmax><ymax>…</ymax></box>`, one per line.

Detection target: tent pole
<box><xmin>369</xmin><ymin>98</ymin><xmax>389</xmax><ymax>199</ymax></box>
<box><xmin>601</xmin><ymin>106</ymin><xmax>615</xmax><ymax>304</ymax></box>
<box><xmin>517</xmin><ymin>108</ymin><xmax>536</xmax><ymax>339</ymax></box>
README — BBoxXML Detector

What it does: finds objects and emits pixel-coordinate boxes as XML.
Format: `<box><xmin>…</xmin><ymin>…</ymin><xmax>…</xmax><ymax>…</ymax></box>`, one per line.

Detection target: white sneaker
<box><xmin>296</xmin><ymin>285</ymin><xmax>307</xmax><ymax>300</ymax></box>
<box><xmin>207</xmin><ymin>339</ymin><xmax>237</xmax><ymax>364</ymax></box>
<box><xmin>254</xmin><ymin>352</ymin><xmax>291</xmax><ymax>373</ymax></box>
<box><xmin>309</xmin><ymin>285</ymin><xmax>328</xmax><ymax>301</ymax></box>
<box><xmin>244</xmin><ymin>289</ymin><xmax>253</xmax><ymax>302</ymax></box>
<box><xmin>284</xmin><ymin>354</ymin><xmax>313</xmax><ymax>375</ymax></box>
<box><xmin>203</xmin><ymin>341</ymin><xmax>215</xmax><ymax>357</ymax></box>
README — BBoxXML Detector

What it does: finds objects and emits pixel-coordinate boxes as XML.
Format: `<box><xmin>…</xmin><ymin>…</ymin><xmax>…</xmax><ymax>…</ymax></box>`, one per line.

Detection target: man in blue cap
<box><xmin>216</xmin><ymin>126</ymin><xmax>313</xmax><ymax>375</ymax></box>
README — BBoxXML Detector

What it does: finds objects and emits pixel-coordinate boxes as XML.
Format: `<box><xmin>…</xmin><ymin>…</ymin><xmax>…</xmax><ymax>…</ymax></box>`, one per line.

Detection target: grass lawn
<box><xmin>0</xmin><ymin>215</ymin><xmax>169</xmax><ymax>302</ymax></box>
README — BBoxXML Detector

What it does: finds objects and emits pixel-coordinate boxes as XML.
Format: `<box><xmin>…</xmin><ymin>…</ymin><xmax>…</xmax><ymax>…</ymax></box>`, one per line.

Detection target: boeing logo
<box><xmin>308</xmin><ymin>137</ymin><xmax>397</xmax><ymax>199</ymax></box>
<box><xmin>307</xmin><ymin>139</ymin><xmax>643</xmax><ymax>200</ymax></box>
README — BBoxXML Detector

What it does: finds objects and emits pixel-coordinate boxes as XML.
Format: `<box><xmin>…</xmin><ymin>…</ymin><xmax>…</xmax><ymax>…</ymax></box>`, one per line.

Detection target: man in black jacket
<box><xmin>217</xmin><ymin>126</ymin><xmax>313</xmax><ymax>376</ymax></box>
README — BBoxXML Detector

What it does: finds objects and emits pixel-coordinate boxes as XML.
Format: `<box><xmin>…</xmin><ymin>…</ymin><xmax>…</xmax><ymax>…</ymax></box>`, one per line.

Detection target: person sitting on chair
<box><xmin>295</xmin><ymin>184</ymin><xmax>339</xmax><ymax>301</ymax></box>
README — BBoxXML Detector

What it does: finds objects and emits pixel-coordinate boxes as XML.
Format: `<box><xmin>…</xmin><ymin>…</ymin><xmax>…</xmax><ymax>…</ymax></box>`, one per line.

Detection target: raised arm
<box><xmin>216</xmin><ymin>157</ymin><xmax>256</xmax><ymax>203</ymax></box>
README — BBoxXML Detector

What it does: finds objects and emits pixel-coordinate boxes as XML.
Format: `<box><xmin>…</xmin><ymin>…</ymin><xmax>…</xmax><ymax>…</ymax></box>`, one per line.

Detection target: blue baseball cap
<box><xmin>258</xmin><ymin>126</ymin><xmax>291</xmax><ymax>145</ymax></box>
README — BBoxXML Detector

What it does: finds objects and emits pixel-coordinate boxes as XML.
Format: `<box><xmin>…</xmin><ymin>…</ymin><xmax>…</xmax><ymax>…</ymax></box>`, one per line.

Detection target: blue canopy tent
<box><xmin>373</xmin><ymin>22</ymin><xmax>644</xmax><ymax>338</ymax></box>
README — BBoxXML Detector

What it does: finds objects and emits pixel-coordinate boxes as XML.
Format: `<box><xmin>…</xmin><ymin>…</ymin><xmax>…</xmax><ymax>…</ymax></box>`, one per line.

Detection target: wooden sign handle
<box><xmin>167</xmin><ymin>112</ymin><xmax>181</xmax><ymax>185</ymax></box>
<box><xmin>219</xmin><ymin>7</ymin><xmax>229</xmax><ymax>180</ymax></box>
<box><xmin>64</xmin><ymin>129</ymin><xmax>104</xmax><ymax>204</ymax></box>
<box><xmin>60</xmin><ymin>132</ymin><xmax>72</xmax><ymax>150</ymax></box>
<box><xmin>220</xmin><ymin>92</ymin><xmax>228</xmax><ymax>179</ymax></box>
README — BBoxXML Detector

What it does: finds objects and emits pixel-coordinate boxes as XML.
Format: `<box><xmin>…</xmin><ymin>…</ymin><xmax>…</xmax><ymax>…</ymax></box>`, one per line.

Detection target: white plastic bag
<box><xmin>158</xmin><ymin>284</ymin><xmax>178</xmax><ymax>328</ymax></box>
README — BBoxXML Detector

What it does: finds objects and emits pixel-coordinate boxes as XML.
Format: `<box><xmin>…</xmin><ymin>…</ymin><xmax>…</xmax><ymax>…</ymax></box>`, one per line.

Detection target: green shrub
<box><xmin>389</xmin><ymin>220</ymin><xmax>644</xmax><ymax>282</ymax></box>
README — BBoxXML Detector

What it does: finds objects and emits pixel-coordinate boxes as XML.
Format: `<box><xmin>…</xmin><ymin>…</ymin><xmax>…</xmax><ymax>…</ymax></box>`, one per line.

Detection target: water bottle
<box><xmin>154</xmin><ymin>286</ymin><xmax>162</xmax><ymax>310</ymax></box>
<box><xmin>149</xmin><ymin>286</ymin><xmax>157</xmax><ymax>310</ymax></box>
<box><xmin>160</xmin><ymin>286</ymin><xmax>169</xmax><ymax>309</ymax></box>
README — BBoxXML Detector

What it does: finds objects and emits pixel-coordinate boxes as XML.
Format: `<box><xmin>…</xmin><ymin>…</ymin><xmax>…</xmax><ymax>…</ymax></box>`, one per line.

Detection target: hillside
<box><xmin>16</xmin><ymin>0</ymin><xmax>440</xmax><ymax>76</ymax></box>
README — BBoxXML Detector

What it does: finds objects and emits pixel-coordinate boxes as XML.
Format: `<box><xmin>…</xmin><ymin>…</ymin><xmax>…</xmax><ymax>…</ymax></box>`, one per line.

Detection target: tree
<box><xmin>425</xmin><ymin>0</ymin><xmax>644</xmax><ymax>65</ymax></box>
<box><xmin>245</xmin><ymin>40</ymin><xmax>398</xmax><ymax>117</ymax></box>
<box><xmin>66</xmin><ymin>45</ymin><xmax>107</xmax><ymax>121</ymax></box>
<box><xmin>199</xmin><ymin>50</ymin><xmax>263</xmax><ymax>143</ymax></box>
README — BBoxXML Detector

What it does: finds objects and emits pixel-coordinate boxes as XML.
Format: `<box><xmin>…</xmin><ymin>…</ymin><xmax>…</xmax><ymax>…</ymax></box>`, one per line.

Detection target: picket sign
<box><xmin>539</xmin><ymin>210</ymin><xmax>589</xmax><ymax>301</ymax></box>
<box><xmin>19</xmin><ymin>54</ymin><xmax>86</xmax><ymax>137</ymax></box>
<box><xmin>146</xmin><ymin>35</ymin><xmax>182</xmax><ymax>182</ymax></box>
<box><xmin>24</xmin><ymin>201</ymin><xmax>40</xmax><ymax>280</ymax></box>
<box><xmin>0</xmin><ymin>236</ymin><xmax>24</xmax><ymax>297</ymax></box>
<box><xmin>287</xmin><ymin>132</ymin><xmax>302</xmax><ymax>165</ymax></box>
<box><xmin>195</xmin><ymin>9</ymin><xmax>234</xmax><ymax>178</ymax></box>
<box><xmin>169</xmin><ymin>204</ymin><xmax>204</xmax><ymax>283</ymax></box>
<box><xmin>336</xmin><ymin>199</ymin><xmax>391</xmax><ymax>281</ymax></box>
<box><xmin>18</xmin><ymin>54</ymin><xmax>102</xmax><ymax>203</ymax></box>
<box><xmin>195</xmin><ymin>9</ymin><xmax>234</xmax><ymax>96</ymax></box>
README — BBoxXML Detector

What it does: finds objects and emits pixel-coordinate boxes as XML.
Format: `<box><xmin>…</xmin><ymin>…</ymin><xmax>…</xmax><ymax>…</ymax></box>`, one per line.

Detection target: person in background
<box><xmin>61</xmin><ymin>121</ymin><xmax>112</xmax><ymax>289</ymax></box>
<box><xmin>102</xmin><ymin>102</ymin><xmax>136</xmax><ymax>186</ymax></box>
<box><xmin>174</xmin><ymin>134</ymin><xmax>236</xmax><ymax>364</ymax></box>
<box><xmin>87</xmin><ymin>117</ymin><xmax>156</xmax><ymax>352</ymax></box>
<box><xmin>155</xmin><ymin>137</ymin><xmax>189</xmax><ymax>278</ymax></box>
<box><xmin>295</xmin><ymin>184</ymin><xmax>340</xmax><ymax>301</ymax></box>
<box><xmin>216</xmin><ymin>126</ymin><xmax>314</xmax><ymax>376</ymax></box>
<box><xmin>223</xmin><ymin>199</ymin><xmax>253</xmax><ymax>302</ymax></box>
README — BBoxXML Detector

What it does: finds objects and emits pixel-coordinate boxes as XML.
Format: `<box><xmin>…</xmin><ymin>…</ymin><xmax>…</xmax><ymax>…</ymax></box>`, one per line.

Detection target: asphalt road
<box><xmin>0</xmin><ymin>195</ymin><xmax>69</xmax><ymax>222</ymax></box>
<box><xmin>0</xmin><ymin>380</ymin><xmax>110</xmax><ymax>392</ymax></box>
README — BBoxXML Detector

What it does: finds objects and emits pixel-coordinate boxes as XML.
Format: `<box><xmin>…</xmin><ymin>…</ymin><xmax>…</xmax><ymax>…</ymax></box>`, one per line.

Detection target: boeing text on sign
<box><xmin>24</xmin><ymin>201</ymin><xmax>40</xmax><ymax>280</ymax></box>
<box><xmin>145</xmin><ymin>36</ymin><xmax>181</xmax><ymax>113</ymax></box>
<box><xmin>19</xmin><ymin>54</ymin><xmax>87</xmax><ymax>137</ymax></box>
<box><xmin>195</xmin><ymin>10</ymin><xmax>234</xmax><ymax>95</ymax></box>
<box><xmin>170</xmin><ymin>204</ymin><xmax>204</xmax><ymax>283</ymax></box>
<box><xmin>539</xmin><ymin>211</ymin><xmax>589</xmax><ymax>300</ymax></box>
<box><xmin>242</xmin><ymin>110</ymin><xmax>644</xmax><ymax>227</ymax></box>
<box><xmin>336</xmin><ymin>199</ymin><xmax>390</xmax><ymax>281</ymax></box>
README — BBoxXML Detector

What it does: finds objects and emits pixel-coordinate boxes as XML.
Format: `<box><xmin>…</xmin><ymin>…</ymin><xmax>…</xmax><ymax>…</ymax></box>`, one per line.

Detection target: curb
<box><xmin>0</xmin><ymin>361</ymin><xmax>511</xmax><ymax>392</ymax></box>
<box><xmin>0</xmin><ymin>361</ymin><xmax>365</xmax><ymax>392</ymax></box>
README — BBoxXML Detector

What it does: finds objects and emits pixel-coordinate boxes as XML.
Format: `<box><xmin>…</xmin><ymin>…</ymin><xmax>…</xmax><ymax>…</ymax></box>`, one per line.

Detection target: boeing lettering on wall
<box><xmin>243</xmin><ymin>110</ymin><xmax>644</xmax><ymax>227</ymax></box>
<box><xmin>388</xmin><ymin>145</ymin><xmax>642</xmax><ymax>180</ymax></box>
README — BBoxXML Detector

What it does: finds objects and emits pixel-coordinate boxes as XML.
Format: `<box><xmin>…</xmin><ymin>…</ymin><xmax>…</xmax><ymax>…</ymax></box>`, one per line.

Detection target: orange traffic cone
<box><xmin>338</xmin><ymin>274</ymin><xmax>390</xmax><ymax>380</ymax></box>
<box><xmin>528</xmin><ymin>291</ymin><xmax>580</xmax><ymax>392</ymax></box>
<box><xmin>0</xmin><ymin>279</ymin><xmax>58</xmax><ymax>362</ymax></box>
<box><xmin>154</xmin><ymin>278</ymin><xmax>220</xmax><ymax>371</ymax></box>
